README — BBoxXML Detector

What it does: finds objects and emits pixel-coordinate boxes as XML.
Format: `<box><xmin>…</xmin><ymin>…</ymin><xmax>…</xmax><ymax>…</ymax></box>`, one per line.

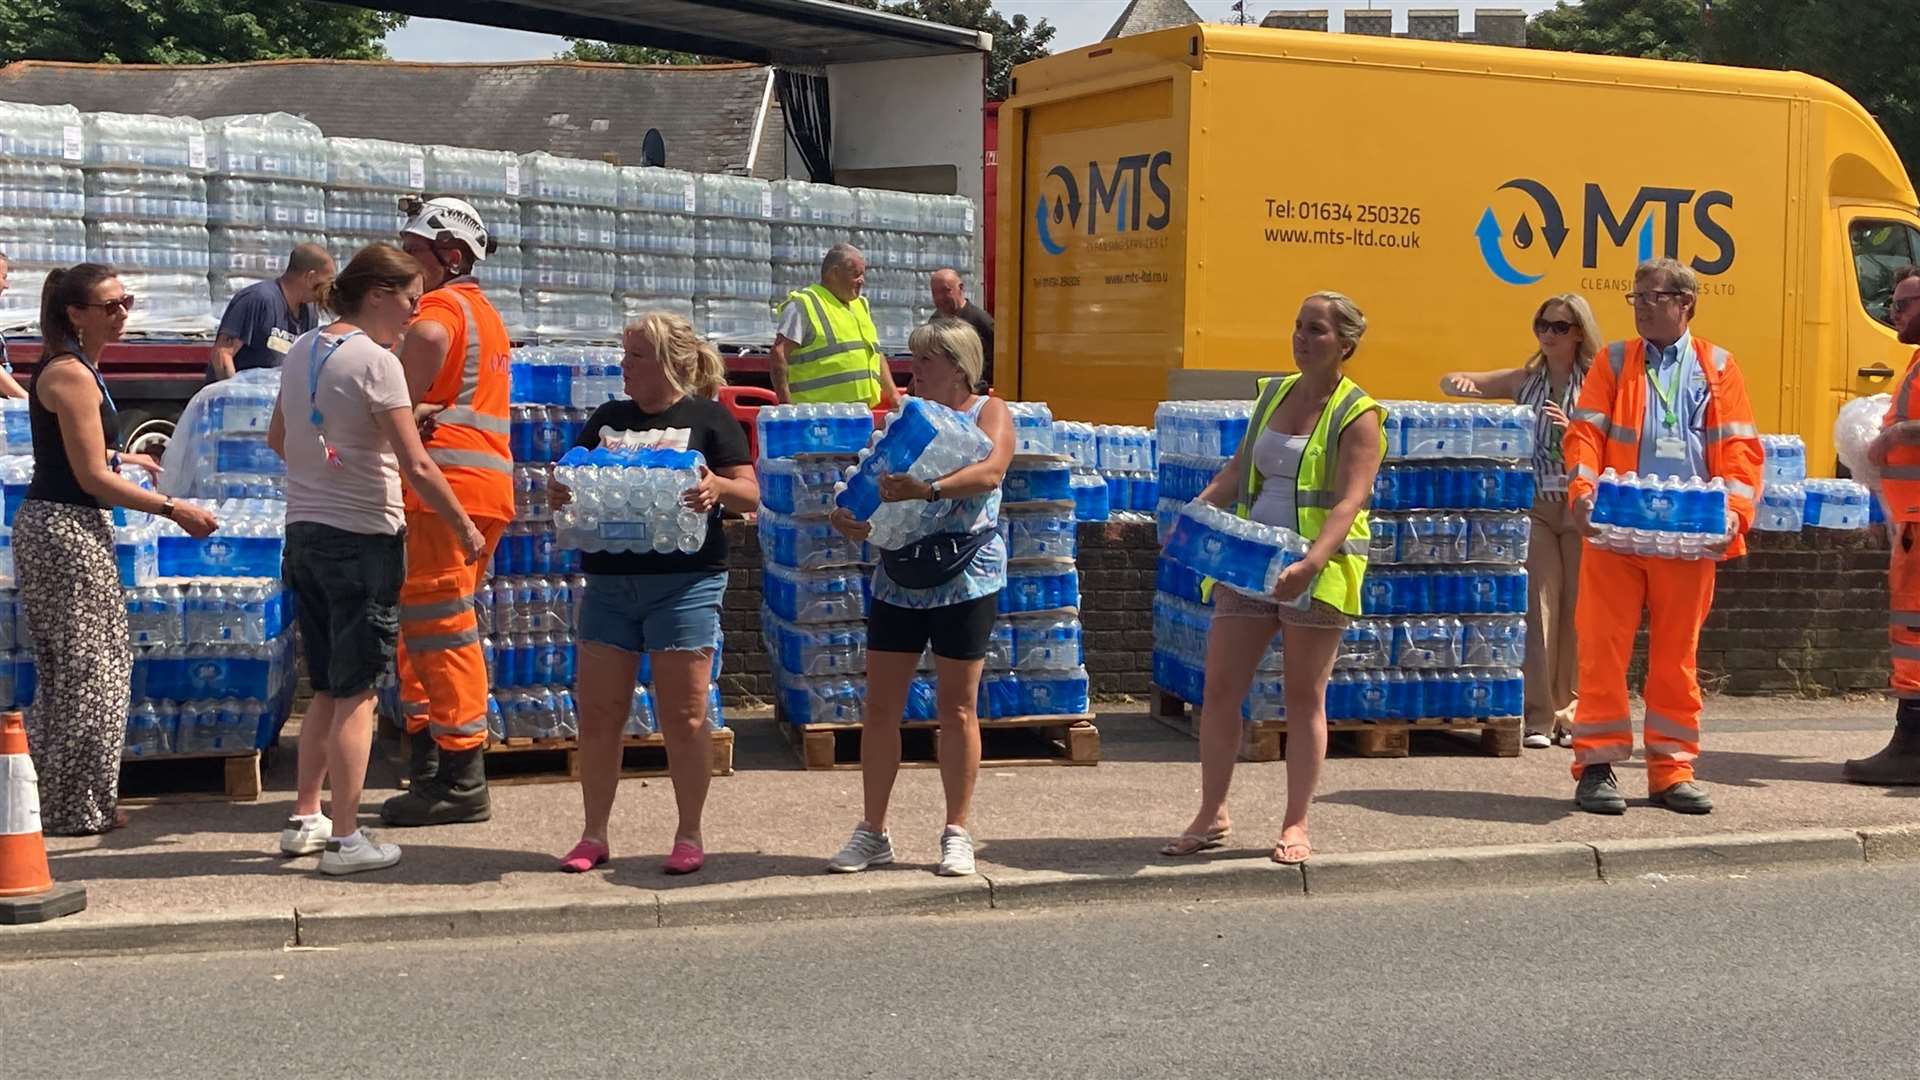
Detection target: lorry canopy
<box><xmin>357</xmin><ymin>0</ymin><xmax>991</xmax><ymax>65</ymax></box>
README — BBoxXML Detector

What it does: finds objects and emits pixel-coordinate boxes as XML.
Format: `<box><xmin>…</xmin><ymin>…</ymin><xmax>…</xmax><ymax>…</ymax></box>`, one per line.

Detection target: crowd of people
<box><xmin>6</xmin><ymin>193</ymin><xmax>1917</xmax><ymax>879</ymax></box>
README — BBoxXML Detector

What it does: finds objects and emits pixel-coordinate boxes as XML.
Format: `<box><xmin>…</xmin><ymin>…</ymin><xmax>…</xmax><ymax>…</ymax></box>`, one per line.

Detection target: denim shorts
<box><xmin>578</xmin><ymin>571</ymin><xmax>726</xmax><ymax>655</ymax></box>
<box><xmin>283</xmin><ymin>521</ymin><xmax>406</xmax><ymax>696</ymax></box>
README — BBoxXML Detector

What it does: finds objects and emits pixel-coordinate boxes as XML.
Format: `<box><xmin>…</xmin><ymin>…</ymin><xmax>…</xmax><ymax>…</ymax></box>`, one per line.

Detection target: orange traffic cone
<box><xmin>0</xmin><ymin>711</ymin><xmax>87</xmax><ymax>924</ymax></box>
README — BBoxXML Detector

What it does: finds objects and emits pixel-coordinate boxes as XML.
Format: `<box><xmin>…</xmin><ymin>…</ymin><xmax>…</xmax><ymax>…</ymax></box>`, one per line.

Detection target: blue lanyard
<box><xmin>307</xmin><ymin>330</ymin><xmax>364</xmax><ymax>434</ymax></box>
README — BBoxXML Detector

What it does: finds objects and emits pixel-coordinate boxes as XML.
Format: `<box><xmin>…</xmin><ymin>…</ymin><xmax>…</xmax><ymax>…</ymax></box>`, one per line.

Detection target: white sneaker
<box><xmin>1523</xmin><ymin>732</ymin><xmax>1552</xmax><ymax>750</ymax></box>
<box><xmin>1555</xmin><ymin>732</ymin><xmax>1574</xmax><ymax>749</ymax></box>
<box><xmin>318</xmin><ymin>831</ymin><xmax>402</xmax><ymax>876</ymax></box>
<box><xmin>279</xmin><ymin>813</ymin><xmax>333</xmax><ymax>856</ymax></box>
<box><xmin>828</xmin><ymin>824</ymin><xmax>895</xmax><ymax>873</ymax></box>
<box><xmin>936</xmin><ymin>826</ymin><xmax>976</xmax><ymax>877</ymax></box>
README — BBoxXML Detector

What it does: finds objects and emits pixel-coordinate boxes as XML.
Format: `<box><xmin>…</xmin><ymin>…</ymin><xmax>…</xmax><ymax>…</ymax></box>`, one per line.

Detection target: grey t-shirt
<box><xmin>277</xmin><ymin>329</ymin><xmax>413</xmax><ymax>535</ymax></box>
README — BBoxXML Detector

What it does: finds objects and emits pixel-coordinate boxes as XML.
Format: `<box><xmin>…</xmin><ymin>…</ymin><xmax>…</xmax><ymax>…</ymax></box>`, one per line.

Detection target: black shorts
<box><xmin>284</xmin><ymin>522</ymin><xmax>406</xmax><ymax>697</ymax></box>
<box><xmin>868</xmin><ymin>593</ymin><xmax>1000</xmax><ymax>661</ymax></box>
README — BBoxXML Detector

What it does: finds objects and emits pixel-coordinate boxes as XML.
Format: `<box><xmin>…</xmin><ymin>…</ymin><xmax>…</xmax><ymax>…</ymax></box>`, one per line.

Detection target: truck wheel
<box><xmin>119</xmin><ymin>409</ymin><xmax>174</xmax><ymax>459</ymax></box>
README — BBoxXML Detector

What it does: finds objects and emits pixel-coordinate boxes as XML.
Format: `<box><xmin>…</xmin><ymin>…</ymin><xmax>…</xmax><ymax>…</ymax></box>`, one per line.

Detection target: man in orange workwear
<box><xmin>379</xmin><ymin>197</ymin><xmax>516</xmax><ymax>827</ymax></box>
<box><xmin>1565</xmin><ymin>258</ymin><xmax>1764</xmax><ymax>815</ymax></box>
<box><xmin>1849</xmin><ymin>264</ymin><xmax>1920</xmax><ymax>785</ymax></box>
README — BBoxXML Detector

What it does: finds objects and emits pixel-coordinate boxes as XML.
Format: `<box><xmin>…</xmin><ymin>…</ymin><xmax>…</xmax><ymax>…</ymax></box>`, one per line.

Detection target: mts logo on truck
<box><xmin>1035</xmin><ymin>151</ymin><xmax>1174</xmax><ymax>255</ymax></box>
<box><xmin>1475</xmin><ymin>178</ymin><xmax>1736</xmax><ymax>285</ymax></box>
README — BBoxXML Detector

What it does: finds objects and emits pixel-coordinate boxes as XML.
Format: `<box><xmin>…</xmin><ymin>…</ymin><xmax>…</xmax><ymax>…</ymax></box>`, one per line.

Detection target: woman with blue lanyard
<box><xmin>269</xmin><ymin>244</ymin><xmax>485</xmax><ymax>875</ymax></box>
<box><xmin>826</xmin><ymin>317</ymin><xmax>1014</xmax><ymax>878</ymax></box>
<box><xmin>19</xmin><ymin>264</ymin><xmax>218</xmax><ymax>835</ymax></box>
<box><xmin>1162</xmin><ymin>292</ymin><xmax>1385</xmax><ymax>867</ymax></box>
<box><xmin>1442</xmin><ymin>293</ymin><xmax>1602</xmax><ymax>749</ymax></box>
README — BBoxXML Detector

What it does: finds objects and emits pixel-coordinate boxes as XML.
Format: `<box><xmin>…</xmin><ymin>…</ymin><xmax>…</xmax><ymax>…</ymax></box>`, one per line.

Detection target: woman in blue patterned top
<box><xmin>826</xmin><ymin>317</ymin><xmax>1014</xmax><ymax>878</ymax></box>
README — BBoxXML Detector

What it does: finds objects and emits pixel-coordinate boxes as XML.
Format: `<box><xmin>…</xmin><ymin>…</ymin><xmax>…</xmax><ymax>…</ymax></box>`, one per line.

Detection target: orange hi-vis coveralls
<box><xmin>1880</xmin><ymin>347</ymin><xmax>1920</xmax><ymax>699</ymax></box>
<box><xmin>398</xmin><ymin>278</ymin><xmax>515</xmax><ymax>752</ymax></box>
<box><xmin>1563</xmin><ymin>337</ymin><xmax>1764</xmax><ymax>791</ymax></box>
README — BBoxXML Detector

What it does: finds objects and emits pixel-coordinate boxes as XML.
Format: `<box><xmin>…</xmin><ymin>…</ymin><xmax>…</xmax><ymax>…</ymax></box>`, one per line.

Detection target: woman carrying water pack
<box><xmin>826</xmin><ymin>317</ymin><xmax>1014</xmax><ymax>878</ymax></box>
<box><xmin>1162</xmin><ymin>292</ymin><xmax>1386</xmax><ymax>867</ymax></box>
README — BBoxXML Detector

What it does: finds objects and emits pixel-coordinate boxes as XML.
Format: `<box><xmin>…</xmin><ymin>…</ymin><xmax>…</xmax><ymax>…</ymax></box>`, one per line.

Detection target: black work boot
<box><xmin>1574</xmin><ymin>764</ymin><xmax>1628</xmax><ymax>815</ymax></box>
<box><xmin>381</xmin><ymin>745</ymin><xmax>492</xmax><ymax>827</ymax></box>
<box><xmin>378</xmin><ymin>729</ymin><xmax>440</xmax><ymax>821</ymax></box>
<box><xmin>1842</xmin><ymin>727</ymin><xmax>1920</xmax><ymax>786</ymax></box>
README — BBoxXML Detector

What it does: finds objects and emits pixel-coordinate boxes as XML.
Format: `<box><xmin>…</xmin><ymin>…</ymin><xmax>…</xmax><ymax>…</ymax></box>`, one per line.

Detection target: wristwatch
<box><xmin>927</xmin><ymin>481</ymin><xmax>942</xmax><ymax>501</ymax></box>
<box><xmin>160</xmin><ymin>497</ymin><xmax>175</xmax><ymax>520</ymax></box>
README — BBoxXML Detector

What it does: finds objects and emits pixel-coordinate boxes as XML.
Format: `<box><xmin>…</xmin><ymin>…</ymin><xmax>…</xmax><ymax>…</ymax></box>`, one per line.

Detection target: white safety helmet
<box><xmin>399</xmin><ymin>196</ymin><xmax>494</xmax><ymax>263</ymax></box>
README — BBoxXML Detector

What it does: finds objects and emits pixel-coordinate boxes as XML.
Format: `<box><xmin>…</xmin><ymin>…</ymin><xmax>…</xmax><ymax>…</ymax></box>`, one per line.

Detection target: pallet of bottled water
<box><xmin>1589</xmin><ymin>469</ymin><xmax>1732</xmax><ymax>557</ymax></box>
<box><xmin>1004</xmin><ymin>457</ymin><xmax>1072</xmax><ymax>506</ymax></box>
<box><xmin>1369</xmin><ymin>513</ymin><xmax>1531</xmax><ymax>565</ymax></box>
<box><xmin>835</xmin><ymin>398</ymin><xmax>993</xmax><ymax>550</ymax></box>
<box><xmin>1755</xmin><ymin>483</ymin><xmax>1806</xmax><ymax>532</ymax></box>
<box><xmin>124</xmin><ymin>698</ymin><xmax>277</xmax><ymax>759</ymax></box>
<box><xmin>1162</xmin><ymin>500</ymin><xmax>1309</xmax><ymax>598</ymax></box>
<box><xmin>1802</xmin><ymin>478</ymin><xmax>1872</xmax><ymax>530</ymax></box>
<box><xmin>759</xmin><ymin>457</ymin><xmax>849</xmax><ymax>517</ymax></box>
<box><xmin>552</xmin><ymin>445</ymin><xmax>710</xmax><ymax>555</ymax></box>
<box><xmin>757</xmin><ymin>404</ymin><xmax>875</xmax><ymax>460</ymax></box>
<box><xmin>759</xmin><ymin>508</ymin><xmax>871</xmax><ymax>570</ymax></box>
<box><xmin>161</xmin><ymin>369</ymin><xmax>284</xmax><ymax>500</ymax></box>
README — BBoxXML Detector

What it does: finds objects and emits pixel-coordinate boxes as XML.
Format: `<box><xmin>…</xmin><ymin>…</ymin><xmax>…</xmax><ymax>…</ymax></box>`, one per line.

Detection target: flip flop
<box><xmin>1271</xmin><ymin>837</ymin><xmax>1313</xmax><ymax>866</ymax></box>
<box><xmin>1160</xmin><ymin>827</ymin><xmax>1231</xmax><ymax>857</ymax></box>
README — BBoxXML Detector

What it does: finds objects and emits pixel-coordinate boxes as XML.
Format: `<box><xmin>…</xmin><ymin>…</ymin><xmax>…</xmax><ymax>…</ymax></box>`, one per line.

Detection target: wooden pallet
<box><xmin>1151</xmin><ymin>686</ymin><xmax>1522</xmax><ymax>759</ymax></box>
<box><xmin>483</xmin><ymin>728</ymin><xmax>735</xmax><ymax>786</ymax></box>
<box><xmin>780</xmin><ymin>713</ymin><xmax>1100</xmax><ymax>771</ymax></box>
<box><xmin>118</xmin><ymin>749</ymin><xmax>264</xmax><ymax>802</ymax></box>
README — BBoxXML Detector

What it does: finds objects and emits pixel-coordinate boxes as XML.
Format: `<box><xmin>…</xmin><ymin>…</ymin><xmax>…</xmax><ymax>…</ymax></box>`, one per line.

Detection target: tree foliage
<box><xmin>561</xmin><ymin>0</ymin><xmax>1052</xmax><ymax>100</ymax></box>
<box><xmin>1528</xmin><ymin>1</ymin><xmax>1920</xmax><ymax>184</ymax></box>
<box><xmin>0</xmin><ymin>1</ymin><xmax>407</xmax><ymax>64</ymax></box>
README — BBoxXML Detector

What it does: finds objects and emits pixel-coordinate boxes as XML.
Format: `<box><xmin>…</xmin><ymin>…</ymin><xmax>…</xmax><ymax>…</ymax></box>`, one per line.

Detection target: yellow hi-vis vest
<box><xmin>782</xmin><ymin>284</ymin><xmax>886</xmax><ymax>406</ymax></box>
<box><xmin>1229</xmin><ymin>373</ymin><xmax>1385</xmax><ymax>617</ymax></box>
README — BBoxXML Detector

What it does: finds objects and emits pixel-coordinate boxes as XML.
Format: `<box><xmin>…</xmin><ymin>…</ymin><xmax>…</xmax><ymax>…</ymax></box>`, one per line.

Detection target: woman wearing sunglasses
<box><xmin>19</xmin><ymin>264</ymin><xmax>218</xmax><ymax>835</ymax></box>
<box><xmin>1441</xmin><ymin>294</ymin><xmax>1602</xmax><ymax>750</ymax></box>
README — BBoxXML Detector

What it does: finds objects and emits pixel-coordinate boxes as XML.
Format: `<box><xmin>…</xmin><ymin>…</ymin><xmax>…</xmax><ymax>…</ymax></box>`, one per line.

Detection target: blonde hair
<box><xmin>1524</xmin><ymin>293</ymin><xmax>1602</xmax><ymax>374</ymax></box>
<box><xmin>1306</xmin><ymin>291</ymin><xmax>1367</xmax><ymax>359</ymax></box>
<box><xmin>1635</xmin><ymin>257</ymin><xmax>1700</xmax><ymax>317</ymax></box>
<box><xmin>908</xmin><ymin>316</ymin><xmax>984</xmax><ymax>388</ymax></box>
<box><xmin>625</xmin><ymin>312</ymin><xmax>726</xmax><ymax>400</ymax></box>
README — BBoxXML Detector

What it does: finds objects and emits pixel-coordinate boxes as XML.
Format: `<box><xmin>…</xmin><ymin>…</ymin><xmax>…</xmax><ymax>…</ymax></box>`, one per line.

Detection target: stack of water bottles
<box><xmin>118</xmin><ymin>575</ymin><xmax>299</xmax><ymax>758</ymax></box>
<box><xmin>1756</xmin><ymin>433</ymin><xmax>1809</xmax><ymax>532</ymax></box>
<box><xmin>518</xmin><ymin>152</ymin><xmax>618</xmax><ymax>342</ymax></box>
<box><xmin>1095</xmin><ymin>424</ymin><xmax>1157</xmax><ymax>515</ymax></box>
<box><xmin>693</xmin><ymin>174</ymin><xmax>775</xmax><ymax>345</ymax></box>
<box><xmin>991</xmin><ymin>402</ymin><xmax>1092</xmax><ymax>718</ymax></box>
<box><xmin>204</xmin><ymin>113</ymin><xmax>328</xmax><ymax>317</ymax></box>
<box><xmin>851</xmin><ymin>190</ymin><xmax>976</xmax><ymax>352</ymax></box>
<box><xmin>753</xmin><ymin>403</ymin><xmax>875</xmax><ymax>725</ymax></box>
<box><xmin>324</xmin><ymin>136</ymin><xmax>422</xmax><ymax>268</ymax></box>
<box><xmin>1588</xmin><ymin>469</ymin><xmax>1732</xmax><ymax>556</ymax></box>
<box><xmin>553</xmin><ymin>444</ymin><xmax>710</xmax><ymax>555</ymax></box>
<box><xmin>1801</xmin><ymin>478</ymin><xmax>1874</xmax><ymax>530</ymax></box>
<box><xmin>834</xmin><ymin>397</ymin><xmax>994</xmax><ymax>550</ymax></box>
<box><xmin>424</xmin><ymin>144</ymin><xmax>525</xmax><ymax>339</ymax></box>
<box><xmin>160</xmin><ymin>369</ymin><xmax>285</xmax><ymax>500</ymax></box>
<box><xmin>81</xmin><ymin>110</ymin><xmax>215</xmax><ymax>332</ymax></box>
<box><xmin>1152</xmin><ymin>401</ymin><xmax>1252</xmax><ymax>540</ymax></box>
<box><xmin>616</xmin><ymin>166</ymin><xmax>698</xmax><ymax>326</ymax></box>
<box><xmin>771</xmin><ymin>179</ymin><xmax>855</xmax><ymax>318</ymax></box>
<box><xmin>0</xmin><ymin>101</ymin><xmax>85</xmax><ymax>329</ymax></box>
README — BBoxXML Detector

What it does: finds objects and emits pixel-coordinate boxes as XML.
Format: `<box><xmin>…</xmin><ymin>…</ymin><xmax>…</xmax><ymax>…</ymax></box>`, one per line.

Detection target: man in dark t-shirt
<box><xmin>929</xmin><ymin>267</ymin><xmax>994</xmax><ymax>391</ymax></box>
<box><xmin>208</xmin><ymin>242</ymin><xmax>334</xmax><ymax>381</ymax></box>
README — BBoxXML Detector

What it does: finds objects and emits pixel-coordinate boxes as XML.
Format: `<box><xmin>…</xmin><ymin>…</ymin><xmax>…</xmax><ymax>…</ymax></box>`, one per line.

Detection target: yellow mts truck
<box><xmin>994</xmin><ymin>25</ymin><xmax>1920</xmax><ymax>471</ymax></box>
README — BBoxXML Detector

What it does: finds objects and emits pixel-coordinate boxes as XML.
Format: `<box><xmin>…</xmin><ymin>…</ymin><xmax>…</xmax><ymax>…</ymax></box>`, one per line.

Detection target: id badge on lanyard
<box><xmin>1649</xmin><ymin>361</ymin><xmax>1687</xmax><ymax>464</ymax></box>
<box><xmin>308</xmin><ymin>331</ymin><xmax>364</xmax><ymax>467</ymax></box>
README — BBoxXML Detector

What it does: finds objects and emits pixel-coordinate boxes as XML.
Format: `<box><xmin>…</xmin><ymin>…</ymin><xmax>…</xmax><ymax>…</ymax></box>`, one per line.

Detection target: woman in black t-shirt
<box><xmin>548</xmin><ymin>313</ymin><xmax>757</xmax><ymax>876</ymax></box>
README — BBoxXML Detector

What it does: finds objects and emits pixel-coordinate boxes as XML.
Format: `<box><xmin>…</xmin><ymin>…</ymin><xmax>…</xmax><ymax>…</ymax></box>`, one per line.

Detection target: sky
<box><xmin>385</xmin><ymin>2</ymin><xmax>1563</xmax><ymax>63</ymax></box>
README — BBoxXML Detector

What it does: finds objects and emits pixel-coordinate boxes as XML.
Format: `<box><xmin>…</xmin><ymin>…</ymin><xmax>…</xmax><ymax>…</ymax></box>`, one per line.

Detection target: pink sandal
<box><xmin>662</xmin><ymin>841</ymin><xmax>705</xmax><ymax>875</ymax></box>
<box><xmin>558</xmin><ymin>839</ymin><xmax>610</xmax><ymax>873</ymax></box>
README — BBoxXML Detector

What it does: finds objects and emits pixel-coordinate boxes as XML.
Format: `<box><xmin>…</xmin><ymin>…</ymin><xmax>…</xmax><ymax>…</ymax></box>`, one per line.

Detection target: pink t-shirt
<box><xmin>277</xmin><ymin>329</ymin><xmax>413</xmax><ymax>535</ymax></box>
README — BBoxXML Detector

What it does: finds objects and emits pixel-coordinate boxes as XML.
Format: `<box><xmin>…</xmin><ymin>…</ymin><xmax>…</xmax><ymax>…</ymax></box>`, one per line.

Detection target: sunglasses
<box><xmin>1533</xmin><ymin>319</ymin><xmax>1575</xmax><ymax>336</ymax></box>
<box><xmin>1625</xmin><ymin>290</ymin><xmax>1687</xmax><ymax>307</ymax></box>
<box><xmin>77</xmin><ymin>295</ymin><xmax>137</xmax><ymax>314</ymax></box>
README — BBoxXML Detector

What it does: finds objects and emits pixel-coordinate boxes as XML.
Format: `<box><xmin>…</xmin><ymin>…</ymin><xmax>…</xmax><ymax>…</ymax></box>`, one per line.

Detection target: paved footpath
<box><xmin>9</xmin><ymin>697</ymin><xmax>1920</xmax><ymax>958</ymax></box>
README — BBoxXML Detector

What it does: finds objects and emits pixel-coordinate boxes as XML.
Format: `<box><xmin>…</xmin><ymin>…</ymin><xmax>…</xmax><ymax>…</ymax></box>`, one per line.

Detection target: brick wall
<box><xmin>714</xmin><ymin>521</ymin><xmax>1892</xmax><ymax>706</ymax></box>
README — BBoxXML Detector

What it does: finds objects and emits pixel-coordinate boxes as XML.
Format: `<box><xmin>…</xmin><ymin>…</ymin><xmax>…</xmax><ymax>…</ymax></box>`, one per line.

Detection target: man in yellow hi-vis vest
<box><xmin>770</xmin><ymin>243</ymin><xmax>901</xmax><ymax>409</ymax></box>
